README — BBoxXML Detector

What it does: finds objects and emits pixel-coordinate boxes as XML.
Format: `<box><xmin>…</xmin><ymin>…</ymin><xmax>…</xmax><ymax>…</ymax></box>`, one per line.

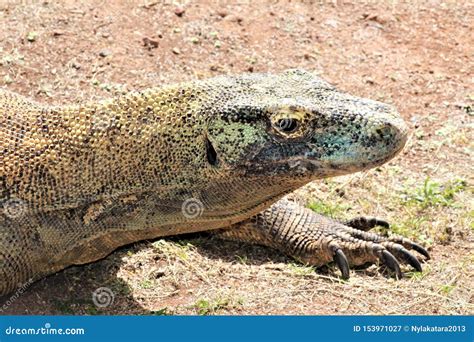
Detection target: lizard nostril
<box><xmin>373</xmin><ymin>119</ymin><xmax>407</xmax><ymax>154</ymax></box>
<box><xmin>375</xmin><ymin>125</ymin><xmax>394</xmax><ymax>138</ymax></box>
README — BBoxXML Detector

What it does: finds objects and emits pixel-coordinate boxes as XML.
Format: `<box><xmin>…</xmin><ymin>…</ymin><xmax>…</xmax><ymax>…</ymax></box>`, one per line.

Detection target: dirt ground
<box><xmin>0</xmin><ymin>0</ymin><xmax>472</xmax><ymax>315</ymax></box>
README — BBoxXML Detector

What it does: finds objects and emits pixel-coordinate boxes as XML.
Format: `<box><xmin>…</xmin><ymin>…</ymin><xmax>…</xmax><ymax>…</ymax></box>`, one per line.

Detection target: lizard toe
<box><xmin>345</xmin><ymin>216</ymin><xmax>390</xmax><ymax>231</ymax></box>
<box><xmin>326</xmin><ymin>225</ymin><xmax>424</xmax><ymax>278</ymax></box>
<box><xmin>324</xmin><ymin>237</ymin><xmax>404</xmax><ymax>279</ymax></box>
<box><xmin>379</xmin><ymin>249</ymin><xmax>403</xmax><ymax>279</ymax></box>
<box><xmin>380</xmin><ymin>241</ymin><xmax>423</xmax><ymax>272</ymax></box>
<box><xmin>339</xmin><ymin>225</ymin><xmax>430</xmax><ymax>262</ymax></box>
<box><xmin>385</xmin><ymin>236</ymin><xmax>431</xmax><ymax>260</ymax></box>
<box><xmin>344</xmin><ymin>218</ymin><xmax>431</xmax><ymax>260</ymax></box>
<box><xmin>332</xmin><ymin>247</ymin><xmax>350</xmax><ymax>280</ymax></box>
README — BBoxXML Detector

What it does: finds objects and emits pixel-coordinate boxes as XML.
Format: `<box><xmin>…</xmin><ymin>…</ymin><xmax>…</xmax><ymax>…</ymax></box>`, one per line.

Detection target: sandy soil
<box><xmin>0</xmin><ymin>0</ymin><xmax>472</xmax><ymax>315</ymax></box>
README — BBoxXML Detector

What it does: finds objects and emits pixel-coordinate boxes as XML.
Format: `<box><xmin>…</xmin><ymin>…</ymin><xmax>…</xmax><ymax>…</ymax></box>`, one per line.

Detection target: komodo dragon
<box><xmin>0</xmin><ymin>69</ymin><xmax>429</xmax><ymax>296</ymax></box>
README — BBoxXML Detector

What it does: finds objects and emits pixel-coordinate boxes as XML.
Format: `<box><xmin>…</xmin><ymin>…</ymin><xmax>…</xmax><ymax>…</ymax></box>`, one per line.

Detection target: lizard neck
<box><xmin>3</xmin><ymin>83</ymin><xmax>218</xmax><ymax>211</ymax></box>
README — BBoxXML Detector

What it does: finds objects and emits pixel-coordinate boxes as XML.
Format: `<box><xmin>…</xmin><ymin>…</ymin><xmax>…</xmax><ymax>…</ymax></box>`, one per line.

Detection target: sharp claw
<box><xmin>333</xmin><ymin>249</ymin><xmax>350</xmax><ymax>280</ymax></box>
<box><xmin>373</xmin><ymin>219</ymin><xmax>389</xmax><ymax>228</ymax></box>
<box><xmin>410</xmin><ymin>242</ymin><xmax>431</xmax><ymax>260</ymax></box>
<box><xmin>398</xmin><ymin>247</ymin><xmax>423</xmax><ymax>272</ymax></box>
<box><xmin>381</xmin><ymin>250</ymin><xmax>402</xmax><ymax>279</ymax></box>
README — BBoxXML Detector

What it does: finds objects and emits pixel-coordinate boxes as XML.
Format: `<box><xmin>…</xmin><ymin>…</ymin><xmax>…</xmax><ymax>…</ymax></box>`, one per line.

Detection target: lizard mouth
<box><xmin>289</xmin><ymin>134</ymin><xmax>406</xmax><ymax>177</ymax></box>
<box><xmin>241</xmin><ymin>130</ymin><xmax>407</xmax><ymax>179</ymax></box>
<box><xmin>287</xmin><ymin>109</ymin><xmax>408</xmax><ymax>177</ymax></box>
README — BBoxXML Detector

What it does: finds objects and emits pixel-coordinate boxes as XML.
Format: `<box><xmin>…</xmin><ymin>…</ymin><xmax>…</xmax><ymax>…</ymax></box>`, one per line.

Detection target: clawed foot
<box><xmin>322</xmin><ymin>216</ymin><xmax>430</xmax><ymax>279</ymax></box>
<box><xmin>217</xmin><ymin>201</ymin><xmax>431</xmax><ymax>281</ymax></box>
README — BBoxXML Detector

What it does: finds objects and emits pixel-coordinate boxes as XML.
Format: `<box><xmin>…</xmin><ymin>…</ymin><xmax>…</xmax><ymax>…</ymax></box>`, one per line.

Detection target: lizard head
<box><xmin>206</xmin><ymin>69</ymin><xmax>407</xmax><ymax>182</ymax></box>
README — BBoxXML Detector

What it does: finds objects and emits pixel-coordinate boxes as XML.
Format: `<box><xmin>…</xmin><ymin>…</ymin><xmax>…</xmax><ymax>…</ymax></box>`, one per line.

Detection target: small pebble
<box><xmin>225</xmin><ymin>15</ymin><xmax>243</xmax><ymax>24</ymax></box>
<box><xmin>216</xmin><ymin>9</ymin><xmax>227</xmax><ymax>18</ymax></box>
<box><xmin>3</xmin><ymin>75</ymin><xmax>13</xmax><ymax>84</ymax></box>
<box><xmin>99</xmin><ymin>49</ymin><xmax>111</xmax><ymax>57</ymax></box>
<box><xmin>143</xmin><ymin>37</ymin><xmax>159</xmax><ymax>49</ymax></box>
<box><xmin>172</xmin><ymin>47</ymin><xmax>181</xmax><ymax>55</ymax></box>
<box><xmin>174</xmin><ymin>6</ymin><xmax>185</xmax><ymax>17</ymax></box>
<box><xmin>71</xmin><ymin>62</ymin><xmax>81</xmax><ymax>70</ymax></box>
<box><xmin>26</xmin><ymin>32</ymin><xmax>38</xmax><ymax>42</ymax></box>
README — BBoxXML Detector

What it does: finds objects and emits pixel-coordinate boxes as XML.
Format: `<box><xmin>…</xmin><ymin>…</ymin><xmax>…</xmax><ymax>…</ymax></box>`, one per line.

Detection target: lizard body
<box><xmin>0</xmin><ymin>70</ymin><xmax>428</xmax><ymax>296</ymax></box>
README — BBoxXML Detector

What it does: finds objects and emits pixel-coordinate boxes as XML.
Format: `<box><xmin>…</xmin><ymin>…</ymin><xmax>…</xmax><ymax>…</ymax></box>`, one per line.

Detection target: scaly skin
<box><xmin>0</xmin><ymin>69</ymin><xmax>429</xmax><ymax>296</ymax></box>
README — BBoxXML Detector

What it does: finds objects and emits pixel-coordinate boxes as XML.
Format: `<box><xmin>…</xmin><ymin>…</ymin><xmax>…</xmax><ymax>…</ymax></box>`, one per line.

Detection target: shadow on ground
<box><xmin>0</xmin><ymin>232</ymin><xmax>401</xmax><ymax>315</ymax></box>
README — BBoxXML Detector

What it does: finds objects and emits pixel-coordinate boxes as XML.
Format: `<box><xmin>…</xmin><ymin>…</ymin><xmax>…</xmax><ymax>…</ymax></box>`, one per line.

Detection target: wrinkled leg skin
<box><xmin>215</xmin><ymin>199</ymin><xmax>430</xmax><ymax>279</ymax></box>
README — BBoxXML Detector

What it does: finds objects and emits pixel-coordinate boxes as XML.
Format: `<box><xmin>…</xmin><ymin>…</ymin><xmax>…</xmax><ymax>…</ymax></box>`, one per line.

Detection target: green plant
<box><xmin>400</xmin><ymin>177</ymin><xmax>466</xmax><ymax>209</ymax></box>
<box><xmin>307</xmin><ymin>200</ymin><xmax>350</xmax><ymax>218</ymax></box>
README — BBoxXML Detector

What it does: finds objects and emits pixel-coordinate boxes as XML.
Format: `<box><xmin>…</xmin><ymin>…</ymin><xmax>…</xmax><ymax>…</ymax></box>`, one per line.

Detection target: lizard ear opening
<box><xmin>205</xmin><ymin>137</ymin><xmax>218</xmax><ymax>166</ymax></box>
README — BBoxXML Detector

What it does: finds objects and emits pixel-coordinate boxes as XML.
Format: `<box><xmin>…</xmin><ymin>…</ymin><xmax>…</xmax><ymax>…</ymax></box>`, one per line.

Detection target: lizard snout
<box><xmin>300</xmin><ymin>101</ymin><xmax>409</xmax><ymax>177</ymax></box>
<box><xmin>367</xmin><ymin>107</ymin><xmax>408</xmax><ymax>159</ymax></box>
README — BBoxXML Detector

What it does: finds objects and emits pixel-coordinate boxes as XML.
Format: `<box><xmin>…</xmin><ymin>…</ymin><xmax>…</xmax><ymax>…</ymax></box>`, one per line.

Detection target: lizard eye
<box><xmin>270</xmin><ymin>108</ymin><xmax>305</xmax><ymax>137</ymax></box>
<box><xmin>276</xmin><ymin>118</ymin><xmax>299</xmax><ymax>133</ymax></box>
